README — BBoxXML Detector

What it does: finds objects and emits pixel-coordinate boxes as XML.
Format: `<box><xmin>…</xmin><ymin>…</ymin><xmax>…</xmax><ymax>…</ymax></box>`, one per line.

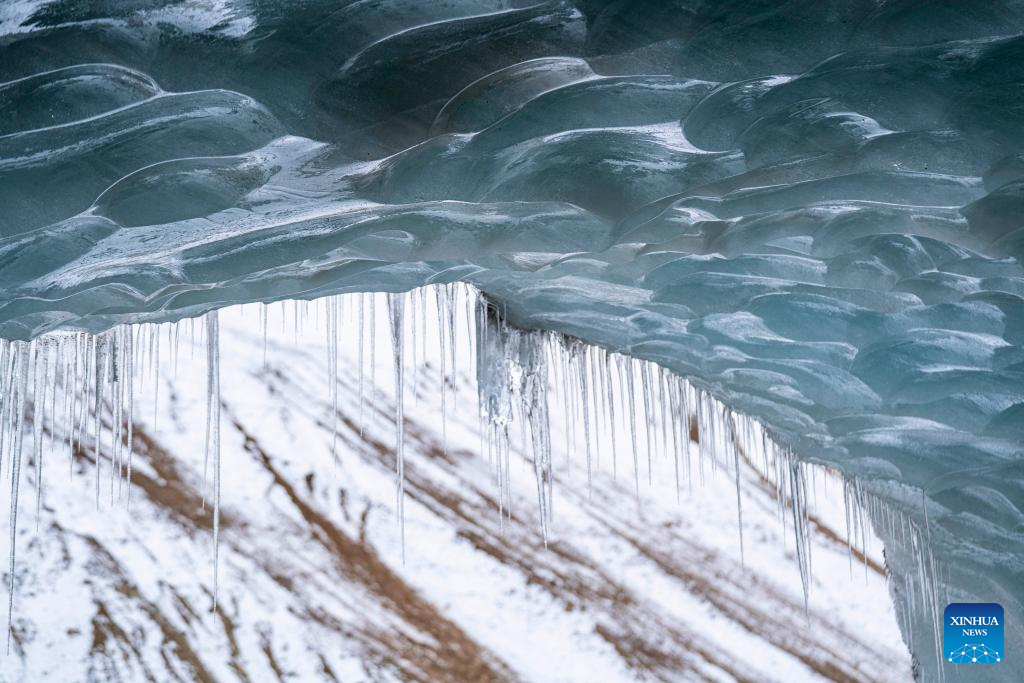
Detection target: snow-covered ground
<box><xmin>0</xmin><ymin>295</ymin><xmax>911</xmax><ymax>682</ymax></box>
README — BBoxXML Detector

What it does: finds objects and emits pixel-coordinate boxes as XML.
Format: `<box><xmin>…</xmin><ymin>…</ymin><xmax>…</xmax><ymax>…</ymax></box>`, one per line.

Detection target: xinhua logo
<box><xmin>944</xmin><ymin>603</ymin><xmax>1004</xmax><ymax>664</ymax></box>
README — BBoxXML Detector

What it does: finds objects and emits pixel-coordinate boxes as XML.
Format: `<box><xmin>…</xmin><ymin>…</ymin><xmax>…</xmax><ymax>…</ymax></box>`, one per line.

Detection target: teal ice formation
<box><xmin>1</xmin><ymin>1</ymin><xmax>1023</xmax><ymax>679</ymax></box>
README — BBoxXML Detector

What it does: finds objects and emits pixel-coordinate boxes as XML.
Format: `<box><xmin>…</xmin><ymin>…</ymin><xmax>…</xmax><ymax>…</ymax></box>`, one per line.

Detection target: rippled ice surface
<box><xmin>1</xmin><ymin>1</ymin><xmax>1023</xmax><ymax>678</ymax></box>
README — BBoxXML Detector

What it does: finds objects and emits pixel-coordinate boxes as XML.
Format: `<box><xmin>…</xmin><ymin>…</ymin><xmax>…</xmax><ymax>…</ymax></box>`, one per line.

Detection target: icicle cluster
<box><xmin>0</xmin><ymin>318</ymin><xmax>222</xmax><ymax>642</ymax></box>
<box><xmin>466</xmin><ymin>297</ymin><xmax>946</xmax><ymax>676</ymax></box>
<box><xmin>471</xmin><ymin>296</ymin><xmax>822</xmax><ymax>593</ymax></box>
<box><xmin>0</xmin><ymin>284</ymin><xmax>944</xmax><ymax>668</ymax></box>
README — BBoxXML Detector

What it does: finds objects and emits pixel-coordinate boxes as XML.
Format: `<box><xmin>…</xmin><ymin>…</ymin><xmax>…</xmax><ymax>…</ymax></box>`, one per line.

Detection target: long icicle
<box><xmin>206</xmin><ymin>311</ymin><xmax>222</xmax><ymax>611</ymax></box>
<box><xmin>7</xmin><ymin>342</ymin><xmax>30</xmax><ymax>653</ymax></box>
<box><xmin>387</xmin><ymin>293</ymin><xmax>406</xmax><ymax>563</ymax></box>
<box><xmin>328</xmin><ymin>297</ymin><xmax>339</xmax><ymax>467</ymax></box>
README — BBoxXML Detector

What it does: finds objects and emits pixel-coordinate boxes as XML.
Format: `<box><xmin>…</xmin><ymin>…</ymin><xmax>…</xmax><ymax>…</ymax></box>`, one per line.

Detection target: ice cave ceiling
<box><xmin>1</xmin><ymin>0</ymin><xmax>1023</xmax><ymax>678</ymax></box>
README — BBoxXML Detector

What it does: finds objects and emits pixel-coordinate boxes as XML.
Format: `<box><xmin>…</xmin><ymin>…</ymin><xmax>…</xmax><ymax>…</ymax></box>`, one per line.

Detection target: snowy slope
<box><xmin>0</xmin><ymin>300</ymin><xmax>910</xmax><ymax>682</ymax></box>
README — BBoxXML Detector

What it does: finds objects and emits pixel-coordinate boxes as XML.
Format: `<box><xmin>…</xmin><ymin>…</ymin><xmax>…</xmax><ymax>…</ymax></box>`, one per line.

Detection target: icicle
<box><xmin>357</xmin><ymin>294</ymin><xmax>365</xmax><ymax>437</ymax></box>
<box><xmin>328</xmin><ymin>296</ymin><xmax>339</xmax><ymax>467</ymax></box>
<box><xmin>727</xmin><ymin>410</ymin><xmax>745</xmax><ymax>567</ymax></box>
<box><xmin>576</xmin><ymin>345</ymin><xmax>593</xmax><ymax>494</ymax></box>
<box><xmin>151</xmin><ymin>325</ymin><xmax>160</xmax><ymax>432</ymax></box>
<box><xmin>109</xmin><ymin>331</ymin><xmax>121</xmax><ymax>504</ymax></box>
<box><xmin>602</xmin><ymin>351</ymin><xmax>618</xmax><ymax>481</ymax></box>
<box><xmin>474</xmin><ymin>300</ymin><xmax>553</xmax><ymax>538</ymax></box>
<box><xmin>369</xmin><ymin>295</ymin><xmax>377</xmax><ymax>407</ymax></box>
<box><xmin>586</xmin><ymin>347</ymin><xmax>602</xmax><ymax>471</ymax></box>
<box><xmin>94</xmin><ymin>337</ymin><xmax>107</xmax><ymax>509</ymax></box>
<box><xmin>172</xmin><ymin>321</ymin><xmax>180</xmax><ymax>379</ymax></box>
<box><xmin>32</xmin><ymin>342</ymin><xmax>46</xmax><ymax>526</ymax></box>
<box><xmin>77</xmin><ymin>335</ymin><xmax>93</xmax><ymax>475</ymax></box>
<box><xmin>523</xmin><ymin>332</ymin><xmax>553</xmax><ymax>541</ymax></box>
<box><xmin>787</xmin><ymin>456</ymin><xmax>811</xmax><ymax>609</ymax></box>
<box><xmin>435</xmin><ymin>287</ymin><xmax>449</xmax><ymax>456</ymax></box>
<box><xmin>205</xmin><ymin>311</ymin><xmax>222</xmax><ymax>611</ymax></box>
<box><xmin>260</xmin><ymin>302</ymin><xmax>269</xmax><ymax>368</ymax></box>
<box><xmin>0</xmin><ymin>342</ymin><xmax>9</xmax><ymax>472</ymax></box>
<box><xmin>843</xmin><ymin>480</ymin><xmax>854</xmax><ymax>578</ymax></box>
<box><xmin>387</xmin><ymin>293</ymin><xmax>406</xmax><ymax>562</ymax></box>
<box><xmin>44</xmin><ymin>340</ymin><xmax>56</xmax><ymax>487</ymax></box>
<box><xmin>64</xmin><ymin>340</ymin><xmax>73</xmax><ymax>477</ymax></box>
<box><xmin>410</xmin><ymin>290</ymin><xmax>419</xmax><ymax>405</ymax></box>
<box><xmin>7</xmin><ymin>341</ymin><xmax>30</xmax><ymax>653</ymax></box>
<box><xmin>667</xmin><ymin>375</ymin><xmax>682</xmax><ymax>499</ymax></box>
<box><xmin>125</xmin><ymin>329</ymin><xmax>135</xmax><ymax>507</ymax></box>
<box><xmin>622</xmin><ymin>358</ymin><xmax>640</xmax><ymax>501</ymax></box>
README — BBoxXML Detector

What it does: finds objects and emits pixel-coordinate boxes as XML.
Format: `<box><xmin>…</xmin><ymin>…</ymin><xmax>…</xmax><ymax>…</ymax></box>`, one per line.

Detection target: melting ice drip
<box><xmin>0</xmin><ymin>285</ymin><xmax>943</xmax><ymax>669</ymax></box>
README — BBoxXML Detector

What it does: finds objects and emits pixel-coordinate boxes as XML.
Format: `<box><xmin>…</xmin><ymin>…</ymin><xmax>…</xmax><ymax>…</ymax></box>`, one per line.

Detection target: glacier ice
<box><xmin>1</xmin><ymin>0</ymin><xmax>1024</xmax><ymax>679</ymax></box>
<box><xmin>0</xmin><ymin>296</ymin><xmax>915</xmax><ymax>682</ymax></box>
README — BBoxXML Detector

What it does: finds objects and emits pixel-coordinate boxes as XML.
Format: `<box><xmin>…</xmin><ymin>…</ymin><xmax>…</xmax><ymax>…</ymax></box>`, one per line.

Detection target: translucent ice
<box><xmin>1</xmin><ymin>1</ymin><xmax>1023</xmax><ymax>679</ymax></box>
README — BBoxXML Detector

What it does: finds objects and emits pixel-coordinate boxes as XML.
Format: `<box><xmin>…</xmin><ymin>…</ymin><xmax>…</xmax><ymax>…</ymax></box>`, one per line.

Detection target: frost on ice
<box><xmin>1</xmin><ymin>0</ymin><xmax>1024</xmax><ymax>679</ymax></box>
